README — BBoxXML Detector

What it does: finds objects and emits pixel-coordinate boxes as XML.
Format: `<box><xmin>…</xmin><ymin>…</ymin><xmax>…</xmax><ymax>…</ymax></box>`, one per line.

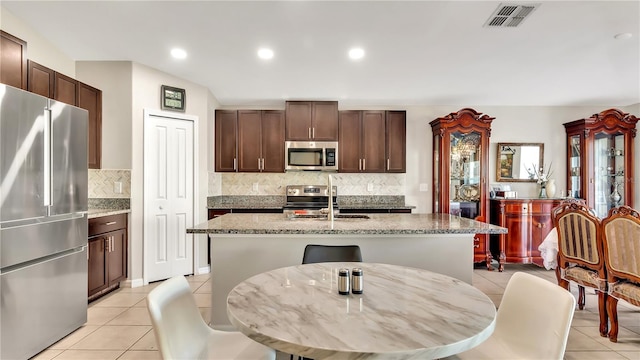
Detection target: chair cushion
<box><xmin>609</xmin><ymin>281</ymin><xmax>640</xmax><ymax>307</ymax></box>
<box><xmin>562</xmin><ymin>266</ymin><xmax>607</xmax><ymax>291</ymax></box>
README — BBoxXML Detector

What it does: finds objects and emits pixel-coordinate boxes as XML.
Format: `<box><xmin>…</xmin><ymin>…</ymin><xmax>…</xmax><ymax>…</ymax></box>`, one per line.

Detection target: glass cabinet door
<box><xmin>569</xmin><ymin>135</ymin><xmax>581</xmax><ymax>199</ymax></box>
<box><xmin>433</xmin><ymin>133</ymin><xmax>440</xmax><ymax>213</ymax></box>
<box><xmin>449</xmin><ymin>131</ymin><xmax>481</xmax><ymax>219</ymax></box>
<box><xmin>593</xmin><ymin>132</ymin><xmax>625</xmax><ymax>218</ymax></box>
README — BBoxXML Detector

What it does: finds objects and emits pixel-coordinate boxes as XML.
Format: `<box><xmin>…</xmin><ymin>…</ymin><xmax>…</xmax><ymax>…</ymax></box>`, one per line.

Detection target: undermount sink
<box><xmin>287</xmin><ymin>214</ymin><xmax>370</xmax><ymax>220</ymax></box>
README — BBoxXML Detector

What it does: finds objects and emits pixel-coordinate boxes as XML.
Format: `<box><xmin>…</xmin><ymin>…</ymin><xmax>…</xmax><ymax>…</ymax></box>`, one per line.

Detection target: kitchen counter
<box><xmin>88</xmin><ymin>198</ymin><xmax>130</xmax><ymax>219</ymax></box>
<box><xmin>187</xmin><ymin>213</ymin><xmax>506</xmax><ymax>329</ymax></box>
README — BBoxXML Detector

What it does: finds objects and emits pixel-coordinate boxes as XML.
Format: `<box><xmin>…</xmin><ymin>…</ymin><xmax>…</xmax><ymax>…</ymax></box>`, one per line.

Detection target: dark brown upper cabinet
<box><xmin>54</xmin><ymin>72</ymin><xmax>79</xmax><ymax>105</ymax></box>
<box><xmin>27</xmin><ymin>60</ymin><xmax>55</xmax><ymax>98</ymax></box>
<box><xmin>0</xmin><ymin>31</ymin><xmax>27</xmax><ymax>90</ymax></box>
<box><xmin>27</xmin><ymin>60</ymin><xmax>102</xmax><ymax>168</ymax></box>
<box><xmin>385</xmin><ymin>110</ymin><xmax>406</xmax><ymax>173</ymax></box>
<box><xmin>285</xmin><ymin>101</ymin><xmax>338</xmax><ymax>141</ymax></box>
<box><xmin>215</xmin><ymin>110</ymin><xmax>238</xmax><ymax>172</ymax></box>
<box><xmin>215</xmin><ymin>109</ymin><xmax>285</xmax><ymax>173</ymax></box>
<box><xmin>78</xmin><ymin>82</ymin><xmax>102</xmax><ymax>169</ymax></box>
<box><xmin>339</xmin><ymin>110</ymin><xmax>386</xmax><ymax>173</ymax></box>
<box><xmin>237</xmin><ymin>110</ymin><xmax>285</xmax><ymax>172</ymax></box>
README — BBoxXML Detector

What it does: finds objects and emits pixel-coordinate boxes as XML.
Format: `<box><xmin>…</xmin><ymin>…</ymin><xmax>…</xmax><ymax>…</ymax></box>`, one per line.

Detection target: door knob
<box><xmin>159</xmin><ymin>205</ymin><xmax>164</xmax><ymax>210</ymax></box>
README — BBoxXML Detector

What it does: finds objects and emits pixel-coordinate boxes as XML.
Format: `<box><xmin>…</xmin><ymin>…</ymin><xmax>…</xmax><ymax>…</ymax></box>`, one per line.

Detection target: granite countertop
<box><xmin>187</xmin><ymin>213</ymin><xmax>507</xmax><ymax>235</ymax></box>
<box><xmin>87</xmin><ymin>198</ymin><xmax>131</xmax><ymax>219</ymax></box>
<box><xmin>88</xmin><ymin>208</ymin><xmax>130</xmax><ymax>219</ymax></box>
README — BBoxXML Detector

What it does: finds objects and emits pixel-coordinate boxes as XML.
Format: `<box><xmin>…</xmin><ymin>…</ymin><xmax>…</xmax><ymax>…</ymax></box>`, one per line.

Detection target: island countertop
<box><xmin>187</xmin><ymin>213</ymin><xmax>507</xmax><ymax>235</ymax></box>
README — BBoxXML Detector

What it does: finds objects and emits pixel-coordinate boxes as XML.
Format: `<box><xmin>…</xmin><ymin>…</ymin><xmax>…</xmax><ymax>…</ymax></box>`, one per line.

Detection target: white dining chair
<box><xmin>448</xmin><ymin>272</ymin><xmax>576</xmax><ymax>360</ymax></box>
<box><xmin>146</xmin><ymin>276</ymin><xmax>275</xmax><ymax>360</ymax></box>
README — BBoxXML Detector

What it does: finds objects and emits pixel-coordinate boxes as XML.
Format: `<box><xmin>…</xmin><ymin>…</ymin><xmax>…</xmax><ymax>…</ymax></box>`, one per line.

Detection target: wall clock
<box><xmin>161</xmin><ymin>85</ymin><xmax>185</xmax><ymax>111</ymax></box>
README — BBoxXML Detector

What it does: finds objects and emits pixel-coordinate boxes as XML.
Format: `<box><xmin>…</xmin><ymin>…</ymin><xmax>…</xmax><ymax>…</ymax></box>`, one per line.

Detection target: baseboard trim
<box><xmin>197</xmin><ymin>265</ymin><xmax>211</xmax><ymax>275</ymax></box>
<box><xmin>122</xmin><ymin>278</ymin><xmax>145</xmax><ymax>288</ymax></box>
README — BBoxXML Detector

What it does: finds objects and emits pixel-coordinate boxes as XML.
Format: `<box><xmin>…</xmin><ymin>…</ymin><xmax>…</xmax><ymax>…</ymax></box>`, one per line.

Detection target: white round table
<box><xmin>227</xmin><ymin>262</ymin><xmax>496</xmax><ymax>359</ymax></box>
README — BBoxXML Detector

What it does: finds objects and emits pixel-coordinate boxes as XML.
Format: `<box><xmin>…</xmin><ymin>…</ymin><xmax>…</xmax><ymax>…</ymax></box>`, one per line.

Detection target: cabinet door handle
<box><xmin>387</xmin><ymin>158</ymin><xmax>390</xmax><ymax>171</ymax></box>
<box><xmin>258</xmin><ymin>158</ymin><xmax>261</xmax><ymax>169</ymax></box>
<box><xmin>308</xmin><ymin>128</ymin><xmax>312</xmax><ymax>139</ymax></box>
<box><xmin>104</xmin><ymin>221</ymin><xmax>117</xmax><ymax>226</ymax></box>
<box><xmin>105</xmin><ymin>238</ymin><xmax>109</xmax><ymax>252</ymax></box>
<box><xmin>358</xmin><ymin>159</ymin><xmax>362</xmax><ymax>171</ymax></box>
<box><xmin>312</xmin><ymin>127</ymin><xmax>315</xmax><ymax>138</ymax></box>
<box><xmin>362</xmin><ymin>159</ymin><xmax>366</xmax><ymax>171</ymax></box>
<box><xmin>233</xmin><ymin>158</ymin><xmax>237</xmax><ymax>171</ymax></box>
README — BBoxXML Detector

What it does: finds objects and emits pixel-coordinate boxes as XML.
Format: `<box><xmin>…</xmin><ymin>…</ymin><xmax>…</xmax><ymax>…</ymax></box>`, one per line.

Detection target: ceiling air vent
<box><xmin>484</xmin><ymin>3</ymin><xmax>540</xmax><ymax>28</ymax></box>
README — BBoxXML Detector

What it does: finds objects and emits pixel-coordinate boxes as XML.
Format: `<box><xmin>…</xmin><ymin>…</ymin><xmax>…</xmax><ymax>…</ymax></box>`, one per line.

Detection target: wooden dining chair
<box><xmin>601</xmin><ymin>205</ymin><xmax>640</xmax><ymax>342</ymax></box>
<box><xmin>552</xmin><ymin>200</ymin><xmax>609</xmax><ymax>337</ymax></box>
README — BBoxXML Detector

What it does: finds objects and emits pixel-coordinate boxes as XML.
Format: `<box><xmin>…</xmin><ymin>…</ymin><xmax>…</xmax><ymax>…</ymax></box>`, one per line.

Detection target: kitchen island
<box><xmin>187</xmin><ymin>213</ymin><xmax>506</xmax><ymax>329</ymax></box>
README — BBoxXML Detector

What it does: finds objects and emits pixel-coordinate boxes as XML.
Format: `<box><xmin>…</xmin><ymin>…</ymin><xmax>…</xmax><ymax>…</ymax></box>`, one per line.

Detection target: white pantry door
<box><xmin>144</xmin><ymin>110</ymin><xmax>195</xmax><ymax>283</ymax></box>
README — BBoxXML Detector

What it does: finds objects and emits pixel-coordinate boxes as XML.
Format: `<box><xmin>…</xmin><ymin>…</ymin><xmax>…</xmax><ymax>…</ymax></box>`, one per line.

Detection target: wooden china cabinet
<box><xmin>563</xmin><ymin>109</ymin><xmax>638</xmax><ymax>218</ymax></box>
<box><xmin>430</xmin><ymin>108</ymin><xmax>495</xmax><ymax>269</ymax></box>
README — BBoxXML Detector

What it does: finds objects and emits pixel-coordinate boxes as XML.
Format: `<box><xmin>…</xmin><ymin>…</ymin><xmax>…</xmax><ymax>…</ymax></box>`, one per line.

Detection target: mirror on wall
<box><xmin>496</xmin><ymin>143</ymin><xmax>544</xmax><ymax>182</ymax></box>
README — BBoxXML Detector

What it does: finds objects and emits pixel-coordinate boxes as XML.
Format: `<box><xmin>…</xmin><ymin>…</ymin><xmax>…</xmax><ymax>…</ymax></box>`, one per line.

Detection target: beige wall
<box><xmin>76</xmin><ymin>61</ymin><xmax>133</xmax><ymax>169</ymax></box>
<box><xmin>0</xmin><ymin>6</ymin><xmax>75</xmax><ymax>76</ymax></box>
<box><xmin>129</xmin><ymin>62</ymin><xmax>215</xmax><ymax>284</ymax></box>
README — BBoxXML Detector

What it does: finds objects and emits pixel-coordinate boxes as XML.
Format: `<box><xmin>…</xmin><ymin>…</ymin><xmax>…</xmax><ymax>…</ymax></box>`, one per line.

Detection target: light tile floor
<box><xmin>31</xmin><ymin>264</ymin><xmax>640</xmax><ymax>360</ymax></box>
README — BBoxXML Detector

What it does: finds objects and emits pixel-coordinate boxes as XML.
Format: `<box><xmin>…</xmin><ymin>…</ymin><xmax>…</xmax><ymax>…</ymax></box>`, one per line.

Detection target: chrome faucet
<box><xmin>328</xmin><ymin>174</ymin><xmax>334</xmax><ymax>222</ymax></box>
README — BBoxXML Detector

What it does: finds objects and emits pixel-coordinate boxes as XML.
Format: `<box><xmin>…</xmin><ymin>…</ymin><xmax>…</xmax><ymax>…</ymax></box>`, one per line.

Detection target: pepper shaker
<box><xmin>351</xmin><ymin>268</ymin><xmax>363</xmax><ymax>294</ymax></box>
<box><xmin>338</xmin><ymin>268</ymin><xmax>350</xmax><ymax>295</ymax></box>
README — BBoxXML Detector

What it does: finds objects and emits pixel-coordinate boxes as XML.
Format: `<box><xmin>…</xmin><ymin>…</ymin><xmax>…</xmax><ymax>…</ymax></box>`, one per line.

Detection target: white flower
<box><xmin>532</xmin><ymin>162</ymin><xmax>553</xmax><ymax>186</ymax></box>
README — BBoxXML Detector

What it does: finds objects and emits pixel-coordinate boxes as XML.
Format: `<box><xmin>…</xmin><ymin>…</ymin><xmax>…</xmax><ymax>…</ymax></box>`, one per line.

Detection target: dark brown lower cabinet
<box><xmin>88</xmin><ymin>214</ymin><xmax>128</xmax><ymax>300</ymax></box>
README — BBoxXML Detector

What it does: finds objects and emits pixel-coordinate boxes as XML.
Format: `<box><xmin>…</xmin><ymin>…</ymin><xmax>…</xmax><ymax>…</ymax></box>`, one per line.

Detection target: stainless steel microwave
<box><xmin>285</xmin><ymin>141</ymin><xmax>338</xmax><ymax>171</ymax></box>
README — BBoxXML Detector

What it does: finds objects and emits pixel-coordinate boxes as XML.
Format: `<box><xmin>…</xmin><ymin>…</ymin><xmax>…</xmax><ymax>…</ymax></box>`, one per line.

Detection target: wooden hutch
<box><xmin>564</xmin><ymin>109</ymin><xmax>638</xmax><ymax>218</ymax></box>
<box><xmin>430</xmin><ymin>108</ymin><xmax>495</xmax><ymax>270</ymax></box>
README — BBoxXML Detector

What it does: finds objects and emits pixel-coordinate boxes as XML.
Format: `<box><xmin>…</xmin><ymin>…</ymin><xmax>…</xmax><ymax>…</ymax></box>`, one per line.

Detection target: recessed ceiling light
<box><xmin>171</xmin><ymin>48</ymin><xmax>187</xmax><ymax>59</ymax></box>
<box><xmin>348</xmin><ymin>48</ymin><xmax>365</xmax><ymax>60</ymax></box>
<box><xmin>614</xmin><ymin>32</ymin><xmax>633</xmax><ymax>40</ymax></box>
<box><xmin>258</xmin><ymin>48</ymin><xmax>274</xmax><ymax>60</ymax></box>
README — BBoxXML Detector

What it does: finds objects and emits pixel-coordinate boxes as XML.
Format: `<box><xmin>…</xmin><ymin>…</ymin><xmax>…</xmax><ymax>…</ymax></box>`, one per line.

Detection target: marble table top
<box><xmin>227</xmin><ymin>262</ymin><xmax>497</xmax><ymax>359</ymax></box>
<box><xmin>187</xmin><ymin>213</ymin><xmax>507</xmax><ymax>235</ymax></box>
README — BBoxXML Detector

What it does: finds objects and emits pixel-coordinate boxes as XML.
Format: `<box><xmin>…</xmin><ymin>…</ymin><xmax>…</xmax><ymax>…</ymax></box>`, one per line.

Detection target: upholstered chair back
<box><xmin>553</xmin><ymin>201</ymin><xmax>604</xmax><ymax>275</ymax></box>
<box><xmin>602</xmin><ymin>206</ymin><xmax>640</xmax><ymax>280</ymax></box>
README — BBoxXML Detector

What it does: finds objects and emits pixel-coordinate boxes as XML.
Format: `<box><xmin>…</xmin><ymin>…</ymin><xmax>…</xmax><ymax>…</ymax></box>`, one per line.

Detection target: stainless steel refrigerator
<box><xmin>0</xmin><ymin>84</ymin><xmax>88</xmax><ymax>360</ymax></box>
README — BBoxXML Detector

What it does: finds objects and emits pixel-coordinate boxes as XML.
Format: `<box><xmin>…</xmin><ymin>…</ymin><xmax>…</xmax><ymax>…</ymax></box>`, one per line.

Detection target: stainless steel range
<box><xmin>283</xmin><ymin>185</ymin><xmax>338</xmax><ymax>216</ymax></box>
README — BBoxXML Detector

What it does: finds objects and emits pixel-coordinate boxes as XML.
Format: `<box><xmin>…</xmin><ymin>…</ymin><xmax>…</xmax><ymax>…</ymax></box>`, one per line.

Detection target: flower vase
<box><xmin>539</xmin><ymin>184</ymin><xmax>547</xmax><ymax>198</ymax></box>
<box><xmin>610</xmin><ymin>183</ymin><xmax>622</xmax><ymax>206</ymax></box>
<box><xmin>546</xmin><ymin>179</ymin><xmax>556</xmax><ymax>198</ymax></box>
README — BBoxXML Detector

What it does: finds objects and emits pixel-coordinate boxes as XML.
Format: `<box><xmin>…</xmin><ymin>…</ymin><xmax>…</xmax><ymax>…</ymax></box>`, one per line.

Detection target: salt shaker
<box><xmin>338</xmin><ymin>268</ymin><xmax>350</xmax><ymax>295</ymax></box>
<box><xmin>351</xmin><ymin>268</ymin><xmax>363</xmax><ymax>294</ymax></box>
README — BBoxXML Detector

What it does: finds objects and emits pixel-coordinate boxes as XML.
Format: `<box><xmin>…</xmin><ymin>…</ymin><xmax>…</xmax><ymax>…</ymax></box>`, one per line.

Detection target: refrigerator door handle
<box><xmin>43</xmin><ymin>107</ymin><xmax>52</xmax><ymax>209</ymax></box>
<box><xmin>0</xmin><ymin>246</ymin><xmax>86</xmax><ymax>275</ymax></box>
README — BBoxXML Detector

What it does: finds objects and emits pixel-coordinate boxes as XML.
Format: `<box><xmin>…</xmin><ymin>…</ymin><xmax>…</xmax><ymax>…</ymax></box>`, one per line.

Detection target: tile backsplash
<box><xmin>209</xmin><ymin>172</ymin><xmax>405</xmax><ymax>196</ymax></box>
<box><xmin>88</xmin><ymin>169</ymin><xmax>131</xmax><ymax>198</ymax></box>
